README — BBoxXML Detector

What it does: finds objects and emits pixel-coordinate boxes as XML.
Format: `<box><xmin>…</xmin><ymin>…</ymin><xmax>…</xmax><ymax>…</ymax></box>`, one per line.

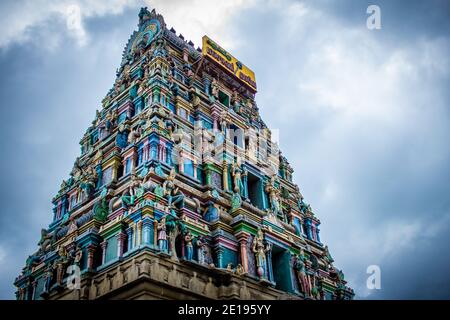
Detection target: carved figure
<box><xmin>252</xmin><ymin>228</ymin><xmax>271</xmax><ymax>280</ymax></box>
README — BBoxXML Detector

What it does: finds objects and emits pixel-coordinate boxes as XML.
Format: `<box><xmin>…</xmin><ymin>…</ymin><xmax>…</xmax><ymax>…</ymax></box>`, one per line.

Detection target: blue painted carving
<box><xmin>95</xmin><ymin>164</ymin><xmax>103</xmax><ymax>189</ymax></box>
<box><xmin>115</xmin><ymin>129</ymin><xmax>129</xmax><ymax>149</ymax></box>
<box><xmin>203</xmin><ymin>201</ymin><xmax>219</xmax><ymax>222</ymax></box>
<box><xmin>305</xmin><ymin>219</ymin><xmax>313</xmax><ymax>240</ymax></box>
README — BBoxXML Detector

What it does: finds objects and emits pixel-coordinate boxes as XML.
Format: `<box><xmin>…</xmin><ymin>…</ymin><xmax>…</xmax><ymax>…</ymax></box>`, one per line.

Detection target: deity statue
<box><xmin>203</xmin><ymin>201</ymin><xmax>219</xmax><ymax>222</ymax></box>
<box><xmin>310</xmin><ymin>273</ymin><xmax>322</xmax><ymax>300</ymax></box>
<box><xmin>230</xmin><ymin>192</ymin><xmax>242</xmax><ymax>212</ymax></box>
<box><xmin>164</xmin><ymin>214</ymin><xmax>180</xmax><ymax>259</ymax></box>
<box><xmin>80</xmin><ymin>166</ymin><xmax>97</xmax><ymax>199</ymax></box>
<box><xmin>196</xmin><ymin>236</ymin><xmax>207</xmax><ymax>265</ymax></box>
<box><xmin>231</xmin><ymin>90</ymin><xmax>241</xmax><ymax>113</ymax></box>
<box><xmin>157</xmin><ymin>216</ymin><xmax>168</xmax><ymax>252</ymax></box>
<box><xmin>236</xmin><ymin>264</ymin><xmax>245</xmax><ymax>275</ymax></box>
<box><xmin>43</xmin><ymin>264</ymin><xmax>53</xmax><ymax>293</ymax></box>
<box><xmin>191</xmin><ymin>90</ymin><xmax>200</xmax><ymax>108</ymax></box>
<box><xmin>265</xmin><ymin>175</ymin><xmax>282</xmax><ymax>217</ymax></box>
<box><xmin>184</xmin><ymin>231</ymin><xmax>194</xmax><ymax>261</ymax></box>
<box><xmin>93</xmin><ymin>196</ymin><xmax>109</xmax><ymax>222</ymax></box>
<box><xmin>252</xmin><ymin>228</ymin><xmax>271</xmax><ymax>280</ymax></box>
<box><xmin>37</xmin><ymin>229</ymin><xmax>54</xmax><ymax>255</ymax></box>
<box><xmin>70</xmin><ymin>157</ymin><xmax>83</xmax><ymax>181</ymax></box>
<box><xmin>231</xmin><ymin>158</ymin><xmax>245</xmax><ymax>196</ymax></box>
<box><xmin>153</xmin><ymin>38</ymin><xmax>167</xmax><ymax>58</ymax></box>
<box><xmin>211</xmin><ymin>78</ymin><xmax>219</xmax><ymax>98</ymax></box>
<box><xmin>294</xmin><ymin>249</ymin><xmax>312</xmax><ymax>297</ymax></box>
<box><xmin>127</xmin><ymin>125</ymin><xmax>141</xmax><ymax>145</ymax></box>
<box><xmin>298</xmin><ymin>197</ymin><xmax>312</xmax><ymax>215</ymax></box>
<box><xmin>219</xmin><ymin>112</ymin><xmax>228</xmax><ymax>134</ymax></box>
<box><xmin>74</xmin><ymin>246</ymin><xmax>83</xmax><ymax>267</ymax></box>
<box><xmin>120</xmin><ymin>189</ymin><xmax>135</xmax><ymax>209</ymax></box>
<box><xmin>162</xmin><ymin>168</ymin><xmax>185</xmax><ymax>214</ymax></box>
<box><xmin>115</xmin><ymin>123</ymin><xmax>130</xmax><ymax>149</ymax></box>
<box><xmin>129</xmin><ymin>171</ymin><xmax>142</xmax><ymax>198</ymax></box>
<box><xmin>54</xmin><ymin>246</ymin><xmax>69</xmax><ymax>287</ymax></box>
<box><xmin>105</xmin><ymin>108</ymin><xmax>118</xmax><ymax>134</ymax></box>
<box><xmin>139</xmin><ymin>172</ymin><xmax>156</xmax><ymax>193</ymax></box>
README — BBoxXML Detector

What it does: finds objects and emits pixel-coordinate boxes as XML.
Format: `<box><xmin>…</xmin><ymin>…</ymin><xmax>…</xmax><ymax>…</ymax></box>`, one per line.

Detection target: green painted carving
<box><xmin>93</xmin><ymin>197</ymin><xmax>109</xmax><ymax>222</ymax></box>
<box><xmin>230</xmin><ymin>192</ymin><xmax>242</xmax><ymax>212</ymax></box>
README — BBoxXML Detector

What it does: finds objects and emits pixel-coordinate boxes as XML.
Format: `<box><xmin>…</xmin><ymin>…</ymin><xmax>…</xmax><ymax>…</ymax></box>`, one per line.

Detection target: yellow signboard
<box><xmin>202</xmin><ymin>35</ymin><xmax>257</xmax><ymax>91</ymax></box>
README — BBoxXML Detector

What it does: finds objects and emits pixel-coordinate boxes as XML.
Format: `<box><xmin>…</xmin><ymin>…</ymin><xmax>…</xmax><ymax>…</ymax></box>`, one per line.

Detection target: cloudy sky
<box><xmin>0</xmin><ymin>0</ymin><xmax>449</xmax><ymax>299</ymax></box>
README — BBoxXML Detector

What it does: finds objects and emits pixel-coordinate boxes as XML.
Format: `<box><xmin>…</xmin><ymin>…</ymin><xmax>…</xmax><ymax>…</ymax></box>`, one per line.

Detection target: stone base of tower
<box><xmin>47</xmin><ymin>249</ymin><xmax>300</xmax><ymax>300</ymax></box>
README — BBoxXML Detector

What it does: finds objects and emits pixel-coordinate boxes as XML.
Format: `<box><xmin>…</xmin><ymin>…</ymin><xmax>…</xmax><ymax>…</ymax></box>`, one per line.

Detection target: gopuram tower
<box><xmin>14</xmin><ymin>7</ymin><xmax>354</xmax><ymax>300</ymax></box>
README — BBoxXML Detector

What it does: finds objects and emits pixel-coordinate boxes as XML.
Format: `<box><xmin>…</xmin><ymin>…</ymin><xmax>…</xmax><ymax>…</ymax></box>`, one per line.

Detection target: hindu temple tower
<box><xmin>14</xmin><ymin>7</ymin><xmax>354</xmax><ymax>300</ymax></box>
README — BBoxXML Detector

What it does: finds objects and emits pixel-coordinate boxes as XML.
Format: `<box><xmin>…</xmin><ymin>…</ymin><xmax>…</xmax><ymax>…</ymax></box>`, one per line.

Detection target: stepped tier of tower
<box><xmin>14</xmin><ymin>7</ymin><xmax>354</xmax><ymax>300</ymax></box>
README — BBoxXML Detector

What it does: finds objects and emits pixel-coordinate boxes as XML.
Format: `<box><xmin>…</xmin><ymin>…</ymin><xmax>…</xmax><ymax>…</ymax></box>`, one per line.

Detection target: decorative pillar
<box><xmin>237</xmin><ymin>234</ymin><xmax>249</xmax><ymax>272</ymax></box>
<box><xmin>203</xmin><ymin>77</ymin><xmax>211</xmax><ymax>96</ymax></box>
<box><xmin>266</xmin><ymin>248</ymin><xmax>274</xmax><ymax>282</ymax></box>
<box><xmin>143</xmin><ymin>144</ymin><xmax>150</xmax><ymax>162</ymax></box>
<box><xmin>101</xmin><ymin>241</ymin><xmax>107</xmax><ymax>265</ymax></box>
<box><xmin>311</xmin><ymin>225</ymin><xmax>317</xmax><ymax>241</ymax></box>
<box><xmin>118</xmin><ymin>232</ymin><xmax>126</xmax><ymax>257</ymax></box>
<box><xmin>132</xmin><ymin>224</ymin><xmax>137</xmax><ymax>248</ymax></box>
<box><xmin>166</xmin><ymin>144</ymin><xmax>173</xmax><ymax>166</ymax></box>
<box><xmin>215</xmin><ymin>247</ymin><xmax>224</xmax><ymax>268</ymax></box>
<box><xmin>305</xmin><ymin>219</ymin><xmax>313</xmax><ymax>240</ymax></box>
<box><xmin>205</xmin><ymin>167</ymin><xmax>212</xmax><ymax>187</ymax></box>
<box><xmin>261</xmin><ymin>178</ymin><xmax>269</xmax><ymax>209</ymax></box>
<box><xmin>153</xmin><ymin>219</ymin><xmax>158</xmax><ymax>246</ymax></box>
<box><xmin>222</xmin><ymin>161</ymin><xmax>229</xmax><ymax>191</ymax></box>
<box><xmin>122</xmin><ymin>157</ymin><xmax>129</xmax><ymax>175</ymax></box>
<box><xmin>87</xmin><ymin>244</ymin><xmax>96</xmax><ymax>270</ymax></box>
<box><xmin>193</xmin><ymin>161</ymin><xmax>198</xmax><ymax>179</ymax></box>
<box><xmin>52</xmin><ymin>206</ymin><xmax>58</xmax><ymax>221</ymax></box>
<box><xmin>31</xmin><ymin>281</ymin><xmax>37</xmax><ymax>300</ymax></box>
<box><xmin>211</xmin><ymin>113</ymin><xmax>219</xmax><ymax>131</ymax></box>
<box><xmin>159</xmin><ymin>144</ymin><xmax>166</xmax><ymax>162</ymax></box>
<box><xmin>111</xmin><ymin>161</ymin><xmax>120</xmax><ymax>182</ymax></box>
<box><xmin>131</xmin><ymin>150</ymin><xmax>138</xmax><ymax>172</ymax></box>
<box><xmin>243</xmin><ymin>169</ymin><xmax>249</xmax><ymax>200</ymax></box>
<box><xmin>138</xmin><ymin>147</ymin><xmax>143</xmax><ymax>166</ymax></box>
<box><xmin>316</xmin><ymin>226</ymin><xmax>321</xmax><ymax>243</ymax></box>
<box><xmin>136</xmin><ymin>220</ymin><xmax>143</xmax><ymax>246</ymax></box>
<box><xmin>142</xmin><ymin>217</ymin><xmax>152</xmax><ymax>245</ymax></box>
<box><xmin>126</xmin><ymin>227</ymin><xmax>134</xmax><ymax>252</ymax></box>
<box><xmin>150</xmin><ymin>142</ymin><xmax>158</xmax><ymax>160</ymax></box>
<box><xmin>178</xmin><ymin>151</ymin><xmax>184</xmax><ymax>173</ymax></box>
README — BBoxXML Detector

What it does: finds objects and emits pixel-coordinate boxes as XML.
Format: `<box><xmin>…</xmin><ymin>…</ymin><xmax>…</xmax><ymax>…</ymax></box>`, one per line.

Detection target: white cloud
<box><xmin>148</xmin><ymin>0</ymin><xmax>256</xmax><ymax>50</ymax></box>
<box><xmin>0</xmin><ymin>0</ymin><xmax>257</xmax><ymax>49</ymax></box>
<box><xmin>0</xmin><ymin>0</ymin><xmax>140</xmax><ymax>48</ymax></box>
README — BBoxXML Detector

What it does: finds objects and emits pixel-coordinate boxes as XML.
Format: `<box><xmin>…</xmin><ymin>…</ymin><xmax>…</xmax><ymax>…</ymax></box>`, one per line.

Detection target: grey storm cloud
<box><xmin>0</xmin><ymin>0</ymin><xmax>449</xmax><ymax>299</ymax></box>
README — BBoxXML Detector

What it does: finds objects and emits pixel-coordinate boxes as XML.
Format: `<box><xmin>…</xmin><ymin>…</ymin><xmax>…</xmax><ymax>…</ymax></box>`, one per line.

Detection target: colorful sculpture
<box><xmin>265</xmin><ymin>175</ymin><xmax>282</xmax><ymax>216</ymax></box>
<box><xmin>231</xmin><ymin>158</ymin><xmax>245</xmax><ymax>196</ymax></box>
<box><xmin>163</xmin><ymin>168</ymin><xmax>185</xmax><ymax>214</ymax></box>
<box><xmin>54</xmin><ymin>246</ymin><xmax>68</xmax><ymax>287</ymax></box>
<box><xmin>184</xmin><ymin>231</ymin><xmax>194</xmax><ymax>261</ymax></box>
<box><xmin>294</xmin><ymin>249</ymin><xmax>311</xmax><ymax>297</ymax></box>
<box><xmin>157</xmin><ymin>216</ymin><xmax>168</xmax><ymax>252</ymax></box>
<box><xmin>252</xmin><ymin>228</ymin><xmax>271</xmax><ymax>280</ymax></box>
